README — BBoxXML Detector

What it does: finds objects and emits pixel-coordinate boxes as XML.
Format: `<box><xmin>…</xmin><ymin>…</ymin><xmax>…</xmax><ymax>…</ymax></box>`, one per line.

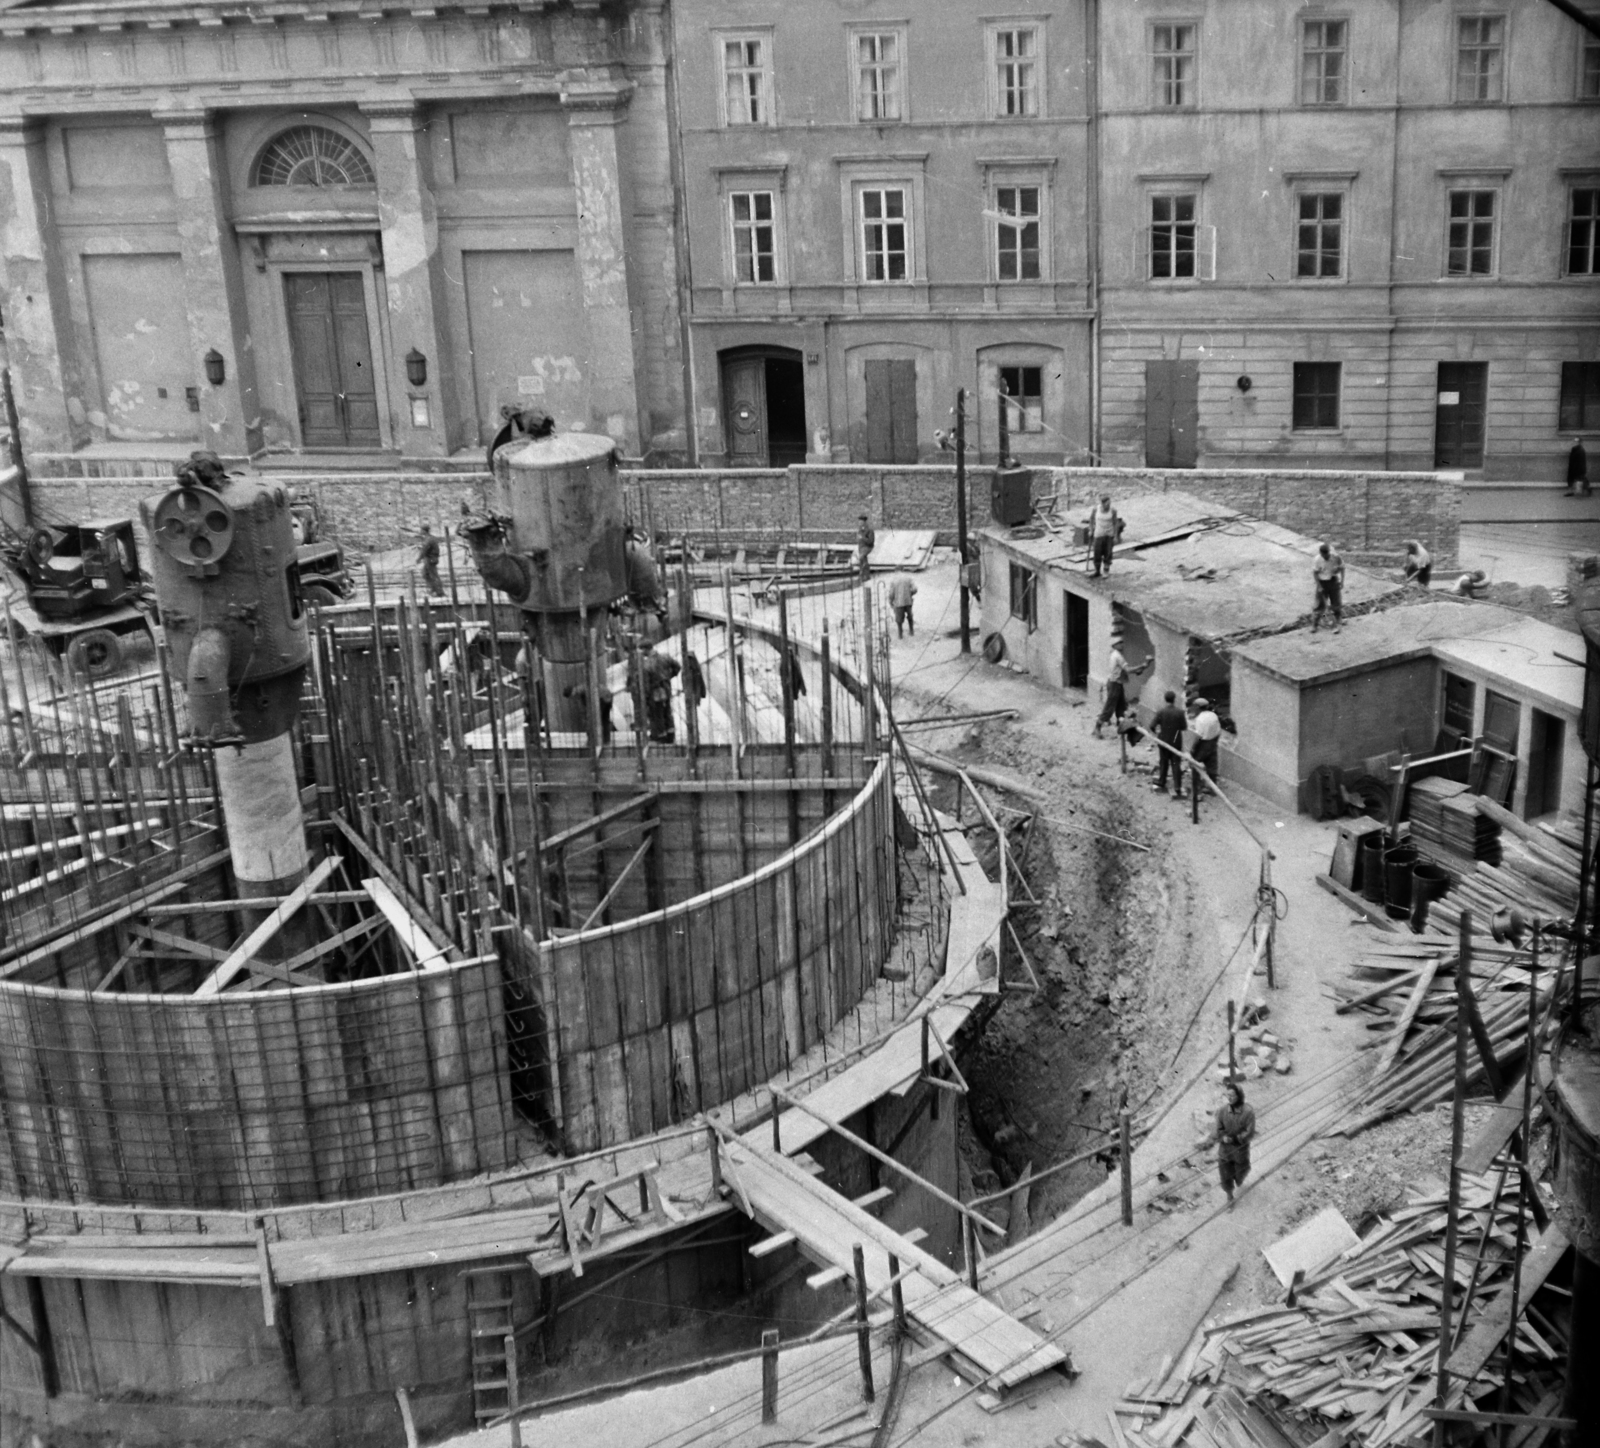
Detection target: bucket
<box><xmin>1383</xmin><ymin>846</ymin><xmax>1418</xmax><ymax>909</ymax></box>
<box><xmin>1359</xmin><ymin>835</ymin><xmax>1386</xmax><ymax>903</ymax></box>
<box><xmin>1411</xmin><ymin>862</ymin><xmax>1450</xmax><ymax>903</ymax></box>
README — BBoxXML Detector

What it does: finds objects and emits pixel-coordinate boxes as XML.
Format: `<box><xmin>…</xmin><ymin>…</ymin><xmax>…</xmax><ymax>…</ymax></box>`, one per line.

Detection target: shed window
<box><xmin>1008</xmin><ymin>561</ymin><xmax>1037</xmax><ymax>632</ymax></box>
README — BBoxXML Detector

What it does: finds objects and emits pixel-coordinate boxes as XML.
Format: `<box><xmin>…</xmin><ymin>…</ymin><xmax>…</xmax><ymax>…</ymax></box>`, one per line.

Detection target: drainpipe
<box><xmin>663</xmin><ymin>0</ymin><xmax>699</xmax><ymax>466</ymax></box>
<box><xmin>1086</xmin><ymin>0</ymin><xmax>1102</xmax><ymax>463</ymax></box>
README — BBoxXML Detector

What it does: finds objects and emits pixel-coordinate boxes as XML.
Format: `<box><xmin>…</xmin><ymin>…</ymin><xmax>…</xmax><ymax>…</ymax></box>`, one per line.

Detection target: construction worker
<box><xmin>888</xmin><ymin>575</ymin><xmax>918</xmax><ymax>636</ymax></box>
<box><xmin>682</xmin><ymin>650</ymin><xmax>706</xmax><ymax>718</ymax></box>
<box><xmin>1083</xmin><ymin>493</ymin><xmax>1122</xmax><ymax>578</ymax></box>
<box><xmin>1215</xmin><ymin>1082</ymin><xmax>1257</xmax><ymax>1208</ymax></box>
<box><xmin>1150</xmin><ymin>690</ymin><xmax>1188</xmax><ymax>796</ymax></box>
<box><xmin>854</xmin><ymin>514</ymin><xmax>876</xmax><ymax>580</ymax></box>
<box><xmin>1311</xmin><ymin>542</ymin><xmax>1344</xmax><ymax>631</ymax></box>
<box><xmin>1403</xmin><ymin>540</ymin><xmax>1432</xmax><ymax>588</ymax></box>
<box><xmin>1566</xmin><ymin>439</ymin><xmax>1590</xmax><ymax>498</ymax></box>
<box><xmin>641</xmin><ymin>649</ymin><xmax>681</xmax><ymax>742</ymax></box>
<box><xmin>1092</xmin><ymin>639</ymin><xmax>1148</xmax><ymax>738</ymax></box>
<box><xmin>778</xmin><ymin>643</ymin><xmax>808</xmax><ymax>701</ymax></box>
<box><xmin>1189</xmin><ymin>697</ymin><xmax>1222</xmax><ymax>788</ymax></box>
<box><xmin>417</xmin><ymin>523</ymin><xmax>444</xmax><ymax>597</ymax></box>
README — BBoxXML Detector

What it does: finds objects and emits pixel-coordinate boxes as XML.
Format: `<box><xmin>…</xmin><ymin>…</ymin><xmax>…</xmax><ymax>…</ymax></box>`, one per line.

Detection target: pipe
<box><xmin>185</xmin><ymin>626</ymin><xmax>234</xmax><ymax>740</ymax></box>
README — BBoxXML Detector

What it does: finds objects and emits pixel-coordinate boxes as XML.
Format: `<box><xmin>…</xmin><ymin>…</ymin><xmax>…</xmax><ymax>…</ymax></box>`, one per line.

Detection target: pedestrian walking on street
<box><xmin>1092</xmin><ymin>639</ymin><xmax>1148</xmax><ymax>738</ymax></box>
<box><xmin>1084</xmin><ymin>493</ymin><xmax>1123</xmax><ymax>578</ymax></box>
<box><xmin>1215</xmin><ymin>1082</ymin><xmax>1257</xmax><ymax>1208</ymax></box>
<box><xmin>1189</xmin><ymin>696</ymin><xmax>1222</xmax><ymax>791</ymax></box>
<box><xmin>889</xmin><ymin>575</ymin><xmax>918</xmax><ymax>636</ymax></box>
<box><xmin>416</xmin><ymin>523</ymin><xmax>444</xmax><ymax>597</ymax></box>
<box><xmin>1150</xmin><ymin>690</ymin><xmax>1188</xmax><ymax>796</ymax></box>
<box><xmin>1403</xmin><ymin>540</ymin><xmax>1432</xmax><ymax>588</ymax></box>
<box><xmin>1311</xmin><ymin>542</ymin><xmax>1345</xmax><ymax>631</ymax></box>
<box><xmin>1567</xmin><ymin>439</ymin><xmax>1591</xmax><ymax>498</ymax></box>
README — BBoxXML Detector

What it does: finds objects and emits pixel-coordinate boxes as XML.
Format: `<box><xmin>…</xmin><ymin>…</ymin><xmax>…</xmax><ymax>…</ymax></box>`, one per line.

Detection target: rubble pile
<box><xmin>1098</xmin><ymin>1175</ymin><xmax>1567</xmax><ymax>1448</ymax></box>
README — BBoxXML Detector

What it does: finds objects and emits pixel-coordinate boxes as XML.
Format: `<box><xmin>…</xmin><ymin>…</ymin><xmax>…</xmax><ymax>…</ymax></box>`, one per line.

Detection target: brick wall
<box><xmin>32</xmin><ymin>460</ymin><xmax>1458</xmax><ymax>566</ymax></box>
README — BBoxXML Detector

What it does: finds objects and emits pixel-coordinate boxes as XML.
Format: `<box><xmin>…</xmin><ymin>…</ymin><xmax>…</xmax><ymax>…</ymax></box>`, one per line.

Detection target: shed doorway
<box><xmin>721</xmin><ymin>347</ymin><xmax>807</xmax><ymax>467</ymax></box>
<box><xmin>1525</xmin><ymin>709</ymin><xmax>1565</xmax><ymax>819</ymax></box>
<box><xmin>1063</xmin><ymin>590</ymin><xmax>1089</xmax><ymax>688</ymax></box>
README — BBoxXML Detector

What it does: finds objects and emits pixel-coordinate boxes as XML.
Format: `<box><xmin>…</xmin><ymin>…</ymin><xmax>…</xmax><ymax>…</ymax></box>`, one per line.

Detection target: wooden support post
<box><xmin>506</xmin><ymin>1332</ymin><xmax>522</xmax><ymax>1448</ymax></box>
<box><xmin>1498</xmin><ymin>931</ymin><xmax>1540</xmax><ymax>1431</ymax></box>
<box><xmin>25</xmin><ymin>1276</ymin><xmax>57</xmax><ymax>1398</ymax></box>
<box><xmin>887</xmin><ymin>1252</ymin><xmax>907</xmax><ymax>1333</ymax></box>
<box><xmin>1226</xmin><ymin>998</ymin><xmax>1237</xmax><ymax>1080</ymax></box>
<box><xmin>862</xmin><ymin>584</ymin><xmax>878</xmax><ymax>757</ymax></box>
<box><xmin>964</xmin><ymin>1214</ymin><xmax>978</xmax><ymax>1290</ymax></box>
<box><xmin>761</xmin><ymin>1328</ymin><xmax>779</xmax><ymax>1424</ymax></box>
<box><xmin>708</xmin><ymin>1127</ymin><xmax>723</xmax><ymax>1196</ymax></box>
<box><xmin>1119</xmin><ymin>722</ymin><xmax>1128</xmax><ymax>774</ymax></box>
<box><xmin>1435</xmin><ymin>910</ymin><xmax>1472</xmax><ymax>1448</ymax></box>
<box><xmin>1119</xmin><ymin>1108</ymin><xmax>1134</xmax><ymax>1227</ymax></box>
<box><xmin>1192</xmin><ymin>754</ymin><xmax>1201</xmax><ymax>824</ymax></box>
<box><xmin>853</xmin><ymin>1243</ymin><xmax>874</xmax><ymax>1403</ymax></box>
<box><xmin>772</xmin><ymin>1092</ymin><xmax>783</xmax><ymax>1153</ymax></box>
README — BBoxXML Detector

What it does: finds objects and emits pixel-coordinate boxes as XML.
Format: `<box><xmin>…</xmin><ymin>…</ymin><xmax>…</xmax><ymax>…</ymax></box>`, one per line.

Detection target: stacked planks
<box><xmin>1407</xmin><ymin>778</ymin><xmax>1499</xmax><ymax>871</ymax></box>
<box><xmin>1101</xmin><ymin>1175</ymin><xmax>1568</xmax><ymax>1448</ymax></box>
<box><xmin>1330</xmin><ymin>939</ymin><xmax>1549</xmax><ymax>1135</ymax></box>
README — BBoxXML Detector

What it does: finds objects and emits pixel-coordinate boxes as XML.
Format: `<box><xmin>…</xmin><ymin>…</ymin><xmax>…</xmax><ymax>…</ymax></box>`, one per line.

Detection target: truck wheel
<box><xmin>304</xmin><ymin>583</ymin><xmax>339</xmax><ymax>609</ymax></box>
<box><xmin>66</xmin><ymin>628</ymin><xmax>123</xmax><ymax>679</ymax></box>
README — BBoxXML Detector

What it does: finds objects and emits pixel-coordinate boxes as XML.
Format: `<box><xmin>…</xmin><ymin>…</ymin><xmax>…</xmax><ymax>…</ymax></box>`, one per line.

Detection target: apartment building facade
<box><xmin>671</xmin><ymin>0</ymin><xmax>1095</xmax><ymax>468</ymax></box>
<box><xmin>1098</xmin><ymin>0</ymin><xmax>1600</xmax><ymax>477</ymax></box>
<box><xmin>0</xmin><ymin>0</ymin><xmax>686</xmax><ymax>468</ymax></box>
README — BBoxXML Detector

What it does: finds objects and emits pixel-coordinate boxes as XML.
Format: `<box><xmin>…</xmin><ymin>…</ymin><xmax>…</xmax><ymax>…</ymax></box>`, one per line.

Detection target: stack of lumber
<box><xmin>1328</xmin><ymin>942</ymin><xmax>1549</xmax><ymax>1134</ymax></box>
<box><xmin>1407</xmin><ymin>778</ymin><xmax>1500</xmax><ymax>869</ymax></box>
<box><xmin>1099</xmin><ymin>1175</ymin><xmax>1568</xmax><ymax>1448</ymax></box>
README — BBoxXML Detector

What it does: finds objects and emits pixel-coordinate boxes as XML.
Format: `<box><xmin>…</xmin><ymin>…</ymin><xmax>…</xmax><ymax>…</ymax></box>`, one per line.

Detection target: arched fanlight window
<box><xmin>253</xmin><ymin>126</ymin><xmax>375</xmax><ymax>188</ymax></box>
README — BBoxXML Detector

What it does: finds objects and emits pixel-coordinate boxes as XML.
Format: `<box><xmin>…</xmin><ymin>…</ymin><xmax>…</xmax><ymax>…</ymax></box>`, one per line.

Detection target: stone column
<box><xmin>0</xmin><ymin>118</ymin><xmax>81</xmax><ymax>460</ymax></box>
<box><xmin>562</xmin><ymin>80</ymin><xmax>644</xmax><ymax>454</ymax></box>
<box><xmin>362</xmin><ymin>100</ymin><xmax>456</xmax><ymax>459</ymax></box>
<box><xmin>158</xmin><ymin>112</ymin><xmax>260</xmax><ymax>460</ymax></box>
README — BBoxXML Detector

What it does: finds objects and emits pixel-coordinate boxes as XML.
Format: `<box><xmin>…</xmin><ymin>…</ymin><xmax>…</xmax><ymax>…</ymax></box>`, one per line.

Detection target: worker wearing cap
<box><xmin>1092</xmin><ymin>639</ymin><xmax>1149</xmax><ymax>738</ymax></box>
<box><xmin>1189</xmin><ymin>696</ymin><xmax>1222</xmax><ymax>787</ymax></box>
<box><xmin>1084</xmin><ymin>493</ymin><xmax>1122</xmax><ymax>578</ymax></box>
<box><xmin>1215</xmin><ymin>1082</ymin><xmax>1256</xmax><ymax>1208</ymax></box>
<box><xmin>416</xmin><ymin>523</ymin><xmax>444</xmax><ymax>597</ymax></box>
<box><xmin>1150</xmin><ymin>690</ymin><xmax>1188</xmax><ymax>796</ymax></box>
<box><xmin>855</xmin><ymin>514</ymin><xmax>876</xmax><ymax>580</ymax></box>
<box><xmin>888</xmin><ymin>575</ymin><xmax>918</xmax><ymax>636</ymax></box>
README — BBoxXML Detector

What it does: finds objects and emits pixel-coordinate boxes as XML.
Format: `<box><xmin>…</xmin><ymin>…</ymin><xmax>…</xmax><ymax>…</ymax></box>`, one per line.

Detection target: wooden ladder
<box><xmin>463</xmin><ymin>1264</ymin><xmax>519</xmax><ymax>1424</ymax></box>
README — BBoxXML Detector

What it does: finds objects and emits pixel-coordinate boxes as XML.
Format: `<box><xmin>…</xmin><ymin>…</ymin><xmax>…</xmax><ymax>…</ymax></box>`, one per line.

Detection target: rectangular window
<box><xmin>1455</xmin><ymin>16</ymin><xmax>1504</xmax><ymax>104</ymax></box>
<box><xmin>1150</xmin><ymin>193</ymin><xmax>1197</xmax><ymax>278</ymax></box>
<box><xmin>1569</xmin><ymin>188</ymin><xmax>1600</xmax><ymax>276</ymax></box>
<box><xmin>722</xmin><ymin>37</ymin><xmax>770</xmax><ymax>125</ymax></box>
<box><xmin>1008</xmin><ymin>561</ymin><xmax>1037</xmax><ymax>630</ymax></box>
<box><xmin>1296</xmin><ymin>192</ymin><xmax>1344</xmax><ymax>278</ymax></box>
<box><xmin>1293</xmin><ymin>362</ymin><xmax>1341</xmax><ymax>429</ymax></box>
<box><xmin>1000</xmin><ymin>366</ymin><xmax>1044</xmax><ymax>433</ymax></box>
<box><xmin>995</xmin><ymin>185</ymin><xmax>1042</xmax><ymax>281</ymax></box>
<box><xmin>854</xmin><ymin>33</ymin><xmax>903</xmax><ymax>121</ymax></box>
<box><xmin>1300</xmin><ymin>19</ymin><xmax>1348</xmax><ymax>105</ymax></box>
<box><xmin>730</xmin><ymin>191</ymin><xmax>776</xmax><ymax>283</ymax></box>
<box><xmin>1447</xmin><ymin>189</ymin><xmax>1497</xmax><ymax>276</ymax></box>
<box><xmin>1584</xmin><ymin>34</ymin><xmax>1600</xmax><ymax>98</ymax></box>
<box><xmin>994</xmin><ymin>28</ymin><xmax>1039</xmax><ymax>117</ymax></box>
<box><xmin>1151</xmin><ymin>23</ymin><xmax>1197</xmax><ymax>108</ymax></box>
<box><xmin>861</xmin><ymin>188</ymin><xmax>908</xmax><ymax>282</ymax></box>
<box><xmin>1561</xmin><ymin>362</ymin><xmax>1600</xmax><ymax>432</ymax></box>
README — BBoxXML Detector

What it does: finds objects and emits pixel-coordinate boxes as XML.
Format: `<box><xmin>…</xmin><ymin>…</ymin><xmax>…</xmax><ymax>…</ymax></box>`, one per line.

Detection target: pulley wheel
<box><xmin>152</xmin><ymin>485</ymin><xmax>235</xmax><ymax>568</ymax></box>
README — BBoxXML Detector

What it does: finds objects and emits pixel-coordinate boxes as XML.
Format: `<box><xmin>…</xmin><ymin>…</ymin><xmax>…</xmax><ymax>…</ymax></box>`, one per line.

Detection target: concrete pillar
<box><xmin>362</xmin><ymin>101</ymin><xmax>457</xmax><ymax>458</ymax></box>
<box><xmin>562</xmin><ymin>80</ymin><xmax>644</xmax><ymax>454</ymax></box>
<box><xmin>0</xmin><ymin>118</ymin><xmax>81</xmax><ymax>459</ymax></box>
<box><xmin>158</xmin><ymin>112</ymin><xmax>261</xmax><ymax>460</ymax></box>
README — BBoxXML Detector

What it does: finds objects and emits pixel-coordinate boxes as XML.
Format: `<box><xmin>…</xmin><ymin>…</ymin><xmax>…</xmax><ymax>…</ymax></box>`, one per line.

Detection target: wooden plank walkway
<box><xmin>721</xmin><ymin>1134</ymin><xmax>1067</xmax><ymax>1392</ymax></box>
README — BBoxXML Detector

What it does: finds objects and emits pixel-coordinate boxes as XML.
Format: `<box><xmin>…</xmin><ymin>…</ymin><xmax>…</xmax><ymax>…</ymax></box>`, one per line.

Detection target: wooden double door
<box><xmin>286</xmin><ymin>272</ymin><xmax>382</xmax><ymax>449</ymax></box>
<box><xmin>1145</xmin><ymin>360</ymin><xmax>1198</xmax><ymax>468</ymax></box>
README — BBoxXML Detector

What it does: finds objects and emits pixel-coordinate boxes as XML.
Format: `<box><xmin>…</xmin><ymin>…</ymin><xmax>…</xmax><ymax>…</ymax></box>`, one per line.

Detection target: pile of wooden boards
<box><xmin>1329</xmin><ymin>939</ymin><xmax>1549</xmax><ymax>1134</ymax></box>
<box><xmin>1095</xmin><ymin>1175</ymin><xmax>1568</xmax><ymax>1448</ymax></box>
<box><xmin>1407</xmin><ymin>778</ymin><xmax>1500</xmax><ymax>868</ymax></box>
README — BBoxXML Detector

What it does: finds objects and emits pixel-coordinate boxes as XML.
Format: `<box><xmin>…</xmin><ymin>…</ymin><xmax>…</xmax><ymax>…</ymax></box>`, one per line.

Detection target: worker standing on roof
<box><xmin>854</xmin><ymin>514</ymin><xmax>876</xmax><ymax>580</ymax></box>
<box><xmin>1311</xmin><ymin>541</ymin><xmax>1345</xmax><ymax>632</ymax></box>
<box><xmin>1084</xmin><ymin>493</ymin><xmax>1122</xmax><ymax>579</ymax></box>
<box><xmin>416</xmin><ymin>523</ymin><xmax>444</xmax><ymax>597</ymax></box>
<box><xmin>1092</xmin><ymin>637</ymin><xmax>1148</xmax><ymax>739</ymax></box>
<box><xmin>1215</xmin><ymin>1083</ymin><xmax>1256</xmax><ymax>1208</ymax></box>
<box><xmin>1403</xmin><ymin>540</ymin><xmax>1432</xmax><ymax>588</ymax></box>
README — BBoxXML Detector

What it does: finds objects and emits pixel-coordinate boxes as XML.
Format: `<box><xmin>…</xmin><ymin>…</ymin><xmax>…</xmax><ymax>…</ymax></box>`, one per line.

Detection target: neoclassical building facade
<box><xmin>0</xmin><ymin>0</ymin><xmax>686</xmax><ymax>467</ymax></box>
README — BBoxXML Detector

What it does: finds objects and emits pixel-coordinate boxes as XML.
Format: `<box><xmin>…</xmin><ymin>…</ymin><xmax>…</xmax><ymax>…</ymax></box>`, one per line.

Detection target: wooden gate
<box><xmin>1144</xmin><ymin>360</ymin><xmax>1199</xmax><ymax>468</ymax></box>
<box><xmin>864</xmin><ymin>359</ymin><xmax>918</xmax><ymax>463</ymax></box>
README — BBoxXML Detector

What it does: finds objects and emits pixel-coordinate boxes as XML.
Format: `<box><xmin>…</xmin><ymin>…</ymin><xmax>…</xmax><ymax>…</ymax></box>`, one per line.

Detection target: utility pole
<box><xmin>954</xmin><ymin>387</ymin><xmax>971</xmax><ymax>654</ymax></box>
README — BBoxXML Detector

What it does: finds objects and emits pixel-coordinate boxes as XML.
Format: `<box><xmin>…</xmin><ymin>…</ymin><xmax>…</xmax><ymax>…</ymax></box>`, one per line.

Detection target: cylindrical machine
<box><xmin>461</xmin><ymin>432</ymin><xmax>627</xmax><ymax>733</ymax></box>
<box><xmin>141</xmin><ymin>459</ymin><xmax>311</xmax><ymax>898</ymax></box>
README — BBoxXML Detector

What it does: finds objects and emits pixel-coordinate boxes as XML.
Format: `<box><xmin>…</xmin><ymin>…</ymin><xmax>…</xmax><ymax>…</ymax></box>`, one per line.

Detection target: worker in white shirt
<box><xmin>1092</xmin><ymin>641</ymin><xmax>1149</xmax><ymax>738</ymax></box>
<box><xmin>1311</xmin><ymin>543</ymin><xmax>1345</xmax><ymax>632</ymax></box>
<box><xmin>1189</xmin><ymin>696</ymin><xmax>1223</xmax><ymax>787</ymax></box>
<box><xmin>1403</xmin><ymin>540</ymin><xmax>1432</xmax><ymax>588</ymax></box>
<box><xmin>1084</xmin><ymin>493</ymin><xmax>1123</xmax><ymax>578</ymax></box>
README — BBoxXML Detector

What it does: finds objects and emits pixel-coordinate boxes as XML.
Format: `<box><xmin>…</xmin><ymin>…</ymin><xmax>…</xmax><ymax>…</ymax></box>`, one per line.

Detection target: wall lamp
<box><xmin>1235</xmin><ymin>375</ymin><xmax>1252</xmax><ymax>394</ymax></box>
<box><xmin>406</xmin><ymin>348</ymin><xmax>428</xmax><ymax>388</ymax></box>
<box><xmin>203</xmin><ymin>349</ymin><xmax>226</xmax><ymax>387</ymax></box>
